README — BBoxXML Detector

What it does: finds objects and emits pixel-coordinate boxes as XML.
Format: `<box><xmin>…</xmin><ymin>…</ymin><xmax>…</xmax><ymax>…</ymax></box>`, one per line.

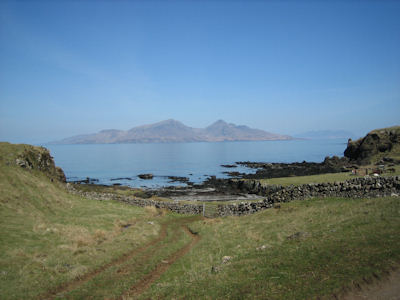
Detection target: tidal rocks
<box><xmin>221</xmin><ymin>164</ymin><xmax>237</xmax><ymax>168</ymax></box>
<box><xmin>110</xmin><ymin>177</ymin><xmax>132</xmax><ymax>181</ymax></box>
<box><xmin>237</xmin><ymin>156</ymin><xmax>350</xmax><ymax>179</ymax></box>
<box><xmin>222</xmin><ymin>171</ymin><xmax>243</xmax><ymax>177</ymax></box>
<box><xmin>138</xmin><ymin>174</ymin><xmax>154</xmax><ymax>180</ymax></box>
<box><xmin>72</xmin><ymin>177</ymin><xmax>99</xmax><ymax>184</ymax></box>
<box><xmin>168</xmin><ymin>176</ymin><xmax>190</xmax><ymax>184</ymax></box>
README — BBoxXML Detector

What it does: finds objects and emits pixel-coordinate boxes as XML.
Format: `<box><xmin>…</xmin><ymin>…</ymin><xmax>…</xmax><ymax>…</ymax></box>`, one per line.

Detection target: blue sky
<box><xmin>0</xmin><ymin>0</ymin><xmax>399</xmax><ymax>143</ymax></box>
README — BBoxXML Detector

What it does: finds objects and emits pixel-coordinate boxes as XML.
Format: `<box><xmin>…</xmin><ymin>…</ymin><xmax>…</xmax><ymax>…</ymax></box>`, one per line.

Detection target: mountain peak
<box><xmin>207</xmin><ymin>120</ymin><xmax>229</xmax><ymax>129</ymax></box>
<box><xmin>55</xmin><ymin>119</ymin><xmax>292</xmax><ymax>144</ymax></box>
<box><xmin>155</xmin><ymin>119</ymin><xmax>187</xmax><ymax>128</ymax></box>
<box><xmin>160</xmin><ymin>119</ymin><xmax>181</xmax><ymax>124</ymax></box>
<box><xmin>213</xmin><ymin>119</ymin><xmax>228</xmax><ymax>125</ymax></box>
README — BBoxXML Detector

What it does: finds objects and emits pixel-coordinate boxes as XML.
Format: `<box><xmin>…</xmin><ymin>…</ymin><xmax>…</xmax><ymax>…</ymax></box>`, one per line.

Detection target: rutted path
<box><xmin>341</xmin><ymin>269</ymin><xmax>400</xmax><ymax>300</ymax></box>
<box><xmin>120</xmin><ymin>224</ymin><xmax>201</xmax><ymax>299</ymax></box>
<box><xmin>39</xmin><ymin>216</ymin><xmax>201</xmax><ymax>300</ymax></box>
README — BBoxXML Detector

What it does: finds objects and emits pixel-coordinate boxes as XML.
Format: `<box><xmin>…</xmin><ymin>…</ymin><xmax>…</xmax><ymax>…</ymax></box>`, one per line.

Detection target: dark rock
<box><xmin>236</xmin><ymin>157</ymin><xmax>350</xmax><ymax>179</ymax></box>
<box><xmin>221</xmin><ymin>164</ymin><xmax>237</xmax><ymax>168</ymax></box>
<box><xmin>222</xmin><ymin>171</ymin><xmax>243</xmax><ymax>177</ymax></box>
<box><xmin>138</xmin><ymin>174</ymin><xmax>154</xmax><ymax>180</ymax></box>
<box><xmin>168</xmin><ymin>176</ymin><xmax>190</xmax><ymax>183</ymax></box>
<box><xmin>72</xmin><ymin>177</ymin><xmax>99</xmax><ymax>184</ymax></box>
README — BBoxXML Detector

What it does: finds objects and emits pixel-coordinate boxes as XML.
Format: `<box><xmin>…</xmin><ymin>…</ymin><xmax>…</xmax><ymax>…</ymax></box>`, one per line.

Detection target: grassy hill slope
<box><xmin>1</xmin><ymin>142</ymin><xmax>399</xmax><ymax>299</ymax></box>
<box><xmin>0</xmin><ymin>143</ymin><xmax>172</xmax><ymax>299</ymax></box>
<box><xmin>141</xmin><ymin>196</ymin><xmax>400</xmax><ymax>299</ymax></box>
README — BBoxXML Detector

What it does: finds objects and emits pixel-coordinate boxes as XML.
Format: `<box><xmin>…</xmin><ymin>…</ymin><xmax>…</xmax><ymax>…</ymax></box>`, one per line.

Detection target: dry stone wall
<box><xmin>217</xmin><ymin>176</ymin><xmax>400</xmax><ymax>217</ymax></box>
<box><xmin>68</xmin><ymin>176</ymin><xmax>400</xmax><ymax>218</ymax></box>
<box><xmin>67</xmin><ymin>185</ymin><xmax>204</xmax><ymax>215</ymax></box>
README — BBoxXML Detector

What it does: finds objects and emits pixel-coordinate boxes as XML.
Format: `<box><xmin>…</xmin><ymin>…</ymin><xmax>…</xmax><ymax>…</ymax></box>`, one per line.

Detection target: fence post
<box><xmin>203</xmin><ymin>202</ymin><xmax>205</xmax><ymax>217</ymax></box>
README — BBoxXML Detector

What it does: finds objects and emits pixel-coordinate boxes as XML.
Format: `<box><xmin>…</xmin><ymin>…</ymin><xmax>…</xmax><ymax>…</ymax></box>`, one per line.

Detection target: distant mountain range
<box><xmin>294</xmin><ymin>130</ymin><xmax>357</xmax><ymax>140</ymax></box>
<box><xmin>53</xmin><ymin>119</ymin><xmax>292</xmax><ymax>144</ymax></box>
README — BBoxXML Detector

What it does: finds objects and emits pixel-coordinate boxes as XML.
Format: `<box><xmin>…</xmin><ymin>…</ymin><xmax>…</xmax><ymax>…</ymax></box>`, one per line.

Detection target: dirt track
<box><xmin>40</xmin><ymin>217</ymin><xmax>201</xmax><ymax>300</ymax></box>
<box><xmin>341</xmin><ymin>269</ymin><xmax>400</xmax><ymax>300</ymax></box>
<box><xmin>120</xmin><ymin>224</ymin><xmax>200</xmax><ymax>299</ymax></box>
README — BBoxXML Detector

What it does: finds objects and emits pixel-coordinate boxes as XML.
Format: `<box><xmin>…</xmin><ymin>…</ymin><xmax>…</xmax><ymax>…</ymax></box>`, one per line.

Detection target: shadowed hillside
<box><xmin>344</xmin><ymin>126</ymin><xmax>400</xmax><ymax>165</ymax></box>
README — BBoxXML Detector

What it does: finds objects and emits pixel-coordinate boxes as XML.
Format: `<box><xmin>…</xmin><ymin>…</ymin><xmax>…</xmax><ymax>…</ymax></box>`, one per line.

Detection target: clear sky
<box><xmin>1</xmin><ymin>0</ymin><xmax>399</xmax><ymax>144</ymax></box>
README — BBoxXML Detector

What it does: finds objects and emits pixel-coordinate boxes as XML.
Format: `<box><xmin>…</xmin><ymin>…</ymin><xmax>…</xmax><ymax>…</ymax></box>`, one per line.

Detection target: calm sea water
<box><xmin>46</xmin><ymin>139</ymin><xmax>348</xmax><ymax>188</ymax></box>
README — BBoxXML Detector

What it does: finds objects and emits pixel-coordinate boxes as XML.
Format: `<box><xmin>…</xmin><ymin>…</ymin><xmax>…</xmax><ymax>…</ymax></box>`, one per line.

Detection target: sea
<box><xmin>45</xmin><ymin>139</ymin><xmax>348</xmax><ymax>188</ymax></box>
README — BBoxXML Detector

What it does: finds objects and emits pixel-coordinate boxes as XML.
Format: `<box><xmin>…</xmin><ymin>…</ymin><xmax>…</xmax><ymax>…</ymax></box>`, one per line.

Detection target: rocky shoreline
<box><xmin>10</xmin><ymin>125</ymin><xmax>400</xmax><ymax>217</ymax></box>
<box><xmin>67</xmin><ymin>126</ymin><xmax>400</xmax><ymax>203</ymax></box>
<box><xmin>68</xmin><ymin>175</ymin><xmax>400</xmax><ymax>217</ymax></box>
<box><xmin>68</xmin><ymin>153</ymin><xmax>399</xmax><ymax>201</ymax></box>
<box><xmin>235</xmin><ymin>156</ymin><xmax>351</xmax><ymax>179</ymax></box>
<box><xmin>69</xmin><ymin>155</ymin><xmax>351</xmax><ymax>185</ymax></box>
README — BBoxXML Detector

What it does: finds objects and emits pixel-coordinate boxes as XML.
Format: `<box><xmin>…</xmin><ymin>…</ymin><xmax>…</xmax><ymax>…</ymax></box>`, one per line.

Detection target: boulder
<box><xmin>138</xmin><ymin>173</ymin><xmax>154</xmax><ymax>180</ymax></box>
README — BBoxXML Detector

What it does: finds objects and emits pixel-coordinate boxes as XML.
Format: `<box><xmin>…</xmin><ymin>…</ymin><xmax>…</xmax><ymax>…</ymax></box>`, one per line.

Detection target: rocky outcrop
<box><xmin>344</xmin><ymin>126</ymin><xmax>400</xmax><ymax>165</ymax></box>
<box><xmin>14</xmin><ymin>145</ymin><xmax>66</xmax><ymax>182</ymax></box>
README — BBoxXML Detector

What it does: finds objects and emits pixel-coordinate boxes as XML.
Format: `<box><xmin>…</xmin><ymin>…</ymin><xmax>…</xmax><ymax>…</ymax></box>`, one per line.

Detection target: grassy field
<box><xmin>0</xmin><ymin>143</ymin><xmax>187</xmax><ymax>299</ymax></box>
<box><xmin>140</xmin><ymin>196</ymin><xmax>400</xmax><ymax>299</ymax></box>
<box><xmin>256</xmin><ymin>172</ymin><xmax>360</xmax><ymax>186</ymax></box>
<box><xmin>1</xmin><ymin>142</ymin><xmax>400</xmax><ymax>299</ymax></box>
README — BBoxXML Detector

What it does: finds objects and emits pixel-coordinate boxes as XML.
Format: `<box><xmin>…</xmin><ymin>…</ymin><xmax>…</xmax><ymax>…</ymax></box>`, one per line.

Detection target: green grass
<box><xmin>72</xmin><ymin>183</ymin><xmax>148</xmax><ymax>197</ymax></box>
<box><xmin>140</xmin><ymin>196</ymin><xmax>400</xmax><ymax>299</ymax></box>
<box><xmin>1</xmin><ymin>142</ymin><xmax>400</xmax><ymax>299</ymax></box>
<box><xmin>61</xmin><ymin>216</ymin><xmax>196</xmax><ymax>299</ymax></box>
<box><xmin>372</xmin><ymin>144</ymin><xmax>400</xmax><ymax>163</ymax></box>
<box><xmin>0</xmin><ymin>143</ymin><xmax>181</xmax><ymax>299</ymax></box>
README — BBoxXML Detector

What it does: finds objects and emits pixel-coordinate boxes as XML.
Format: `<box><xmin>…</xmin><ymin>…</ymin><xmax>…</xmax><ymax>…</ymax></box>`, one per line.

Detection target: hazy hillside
<box><xmin>54</xmin><ymin>119</ymin><xmax>292</xmax><ymax>144</ymax></box>
<box><xmin>204</xmin><ymin>120</ymin><xmax>288</xmax><ymax>141</ymax></box>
